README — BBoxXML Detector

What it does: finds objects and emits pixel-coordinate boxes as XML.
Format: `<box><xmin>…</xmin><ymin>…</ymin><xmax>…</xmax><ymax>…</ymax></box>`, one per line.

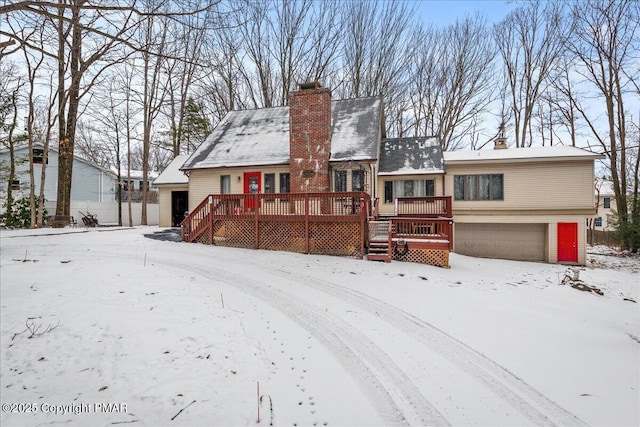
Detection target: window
<box><xmin>279</xmin><ymin>173</ymin><xmax>290</xmax><ymax>193</ymax></box>
<box><xmin>264</xmin><ymin>173</ymin><xmax>275</xmax><ymax>193</ymax></box>
<box><xmin>595</xmin><ymin>217</ymin><xmax>603</xmax><ymax>227</ymax></box>
<box><xmin>10</xmin><ymin>179</ymin><xmax>20</xmax><ymax>191</ymax></box>
<box><xmin>384</xmin><ymin>181</ymin><xmax>393</xmax><ymax>203</ymax></box>
<box><xmin>403</xmin><ymin>180</ymin><xmax>414</xmax><ymax>197</ymax></box>
<box><xmin>352</xmin><ymin>170</ymin><xmax>365</xmax><ymax>191</ymax></box>
<box><xmin>454</xmin><ymin>174</ymin><xmax>503</xmax><ymax>200</ymax></box>
<box><xmin>383</xmin><ymin>179</ymin><xmax>435</xmax><ymax>203</ymax></box>
<box><xmin>603</xmin><ymin>197</ymin><xmax>611</xmax><ymax>209</ymax></box>
<box><xmin>220</xmin><ymin>175</ymin><xmax>231</xmax><ymax>194</ymax></box>
<box><xmin>32</xmin><ymin>148</ymin><xmax>46</xmax><ymax>164</ymax></box>
<box><xmin>334</xmin><ymin>170</ymin><xmax>347</xmax><ymax>192</ymax></box>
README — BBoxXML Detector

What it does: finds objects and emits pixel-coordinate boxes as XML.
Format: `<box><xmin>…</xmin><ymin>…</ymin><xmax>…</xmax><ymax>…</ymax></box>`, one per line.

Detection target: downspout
<box><xmin>370</xmin><ymin>162</ymin><xmax>376</xmax><ymax>199</ymax></box>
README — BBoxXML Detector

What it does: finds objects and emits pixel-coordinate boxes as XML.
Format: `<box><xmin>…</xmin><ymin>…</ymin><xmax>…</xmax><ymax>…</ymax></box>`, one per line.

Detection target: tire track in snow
<box><xmin>256</xmin><ymin>266</ymin><xmax>588</xmax><ymax>427</ymax></box>
<box><xmin>167</xmin><ymin>260</ymin><xmax>450</xmax><ymax>427</ymax></box>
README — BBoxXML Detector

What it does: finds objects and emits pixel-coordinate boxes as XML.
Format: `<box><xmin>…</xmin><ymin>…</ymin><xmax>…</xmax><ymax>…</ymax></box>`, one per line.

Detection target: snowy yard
<box><xmin>0</xmin><ymin>227</ymin><xmax>638</xmax><ymax>427</ymax></box>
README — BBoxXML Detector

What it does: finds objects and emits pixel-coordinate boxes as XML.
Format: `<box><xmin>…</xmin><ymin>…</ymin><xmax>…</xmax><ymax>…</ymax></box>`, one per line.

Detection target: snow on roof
<box><xmin>181</xmin><ymin>97</ymin><xmax>382</xmax><ymax>170</ymax></box>
<box><xmin>116</xmin><ymin>169</ymin><xmax>159</xmax><ymax>180</ymax></box>
<box><xmin>443</xmin><ymin>145</ymin><xmax>603</xmax><ymax>163</ymax></box>
<box><xmin>378</xmin><ymin>137</ymin><xmax>445</xmax><ymax>175</ymax></box>
<box><xmin>153</xmin><ymin>155</ymin><xmax>189</xmax><ymax>185</ymax></box>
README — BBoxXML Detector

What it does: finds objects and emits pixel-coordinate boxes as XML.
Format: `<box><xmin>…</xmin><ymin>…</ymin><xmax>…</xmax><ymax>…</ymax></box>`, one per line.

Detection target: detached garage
<box><xmin>454</xmin><ymin>223</ymin><xmax>547</xmax><ymax>262</ymax></box>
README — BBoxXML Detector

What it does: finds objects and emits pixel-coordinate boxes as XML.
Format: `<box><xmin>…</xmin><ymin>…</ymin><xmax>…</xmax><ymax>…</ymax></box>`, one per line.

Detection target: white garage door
<box><xmin>455</xmin><ymin>223</ymin><xmax>546</xmax><ymax>262</ymax></box>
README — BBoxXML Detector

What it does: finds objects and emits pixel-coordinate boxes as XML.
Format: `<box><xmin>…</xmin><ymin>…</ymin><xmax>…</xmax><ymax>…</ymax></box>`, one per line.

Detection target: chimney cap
<box><xmin>298</xmin><ymin>81</ymin><xmax>321</xmax><ymax>91</ymax></box>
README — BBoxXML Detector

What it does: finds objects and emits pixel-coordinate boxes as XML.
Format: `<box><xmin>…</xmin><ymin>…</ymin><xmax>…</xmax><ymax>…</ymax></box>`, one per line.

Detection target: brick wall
<box><xmin>289</xmin><ymin>84</ymin><xmax>332</xmax><ymax>193</ymax></box>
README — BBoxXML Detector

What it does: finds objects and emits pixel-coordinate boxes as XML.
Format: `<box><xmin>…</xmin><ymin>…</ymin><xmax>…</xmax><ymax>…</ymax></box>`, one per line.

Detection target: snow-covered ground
<box><xmin>1</xmin><ymin>227</ymin><xmax>638</xmax><ymax>427</ymax></box>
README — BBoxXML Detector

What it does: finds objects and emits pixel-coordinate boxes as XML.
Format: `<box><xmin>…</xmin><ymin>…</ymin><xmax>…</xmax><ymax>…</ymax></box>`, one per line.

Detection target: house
<box><xmin>444</xmin><ymin>140</ymin><xmax>602</xmax><ymax>264</ymax></box>
<box><xmin>115</xmin><ymin>169</ymin><xmax>160</xmax><ymax>203</ymax></box>
<box><xmin>180</xmin><ymin>83</ymin><xmax>384</xmax><ymax>210</ymax></box>
<box><xmin>0</xmin><ymin>144</ymin><xmax>117</xmax><ymax>213</ymax></box>
<box><xmin>0</xmin><ymin>144</ymin><xmax>160</xmax><ymax>226</ymax></box>
<box><xmin>593</xmin><ymin>178</ymin><xmax>617</xmax><ymax>231</ymax></box>
<box><xmin>173</xmin><ymin>83</ymin><xmax>601</xmax><ymax>265</ymax></box>
<box><xmin>153</xmin><ymin>155</ymin><xmax>189</xmax><ymax>227</ymax></box>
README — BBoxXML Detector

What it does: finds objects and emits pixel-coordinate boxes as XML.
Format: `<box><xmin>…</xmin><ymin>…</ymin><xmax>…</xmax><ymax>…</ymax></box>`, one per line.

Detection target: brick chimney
<box><xmin>494</xmin><ymin>136</ymin><xmax>508</xmax><ymax>150</ymax></box>
<box><xmin>289</xmin><ymin>82</ymin><xmax>332</xmax><ymax>193</ymax></box>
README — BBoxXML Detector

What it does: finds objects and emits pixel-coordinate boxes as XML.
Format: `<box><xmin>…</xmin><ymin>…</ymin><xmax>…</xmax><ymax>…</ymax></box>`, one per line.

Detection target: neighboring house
<box><xmin>0</xmin><ymin>144</ymin><xmax>116</xmax><ymax>205</ymax></box>
<box><xmin>0</xmin><ymin>144</ymin><xmax>160</xmax><ymax>226</ymax></box>
<box><xmin>169</xmin><ymin>83</ymin><xmax>601</xmax><ymax>265</ymax></box>
<box><xmin>153</xmin><ymin>155</ymin><xmax>189</xmax><ymax>227</ymax></box>
<box><xmin>593</xmin><ymin>179</ymin><xmax>617</xmax><ymax>231</ymax></box>
<box><xmin>443</xmin><ymin>141</ymin><xmax>602</xmax><ymax>264</ymax></box>
<box><xmin>115</xmin><ymin>169</ymin><xmax>160</xmax><ymax>203</ymax></box>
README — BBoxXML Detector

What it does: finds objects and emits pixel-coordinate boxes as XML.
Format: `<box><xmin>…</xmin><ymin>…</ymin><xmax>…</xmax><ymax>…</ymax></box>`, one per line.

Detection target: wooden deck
<box><xmin>182</xmin><ymin>192</ymin><xmax>370</xmax><ymax>258</ymax></box>
<box><xmin>183</xmin><ymin>193</ymin><xmax>453</xmax><ymax>266</ymax></box>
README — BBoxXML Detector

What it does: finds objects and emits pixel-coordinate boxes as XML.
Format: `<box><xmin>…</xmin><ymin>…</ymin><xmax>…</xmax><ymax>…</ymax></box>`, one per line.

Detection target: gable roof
<box><xmin>153</xmin><ymin>155</ymin><xmax>189</xmax><ymax>185</ymax></box>
<box><xmin>443</xmin><ymin>145</ymin><xmax>603</xmax><ymax>164</ymax></box>
<box><xmin>181</xmin><ymin>97</ymin><xmax>383</xmax><ymax>170</ymax></box>
<box><xmin>378</xmin><ymin>137</ymin><xmax>445</xmax><ymax>175</ymax></box>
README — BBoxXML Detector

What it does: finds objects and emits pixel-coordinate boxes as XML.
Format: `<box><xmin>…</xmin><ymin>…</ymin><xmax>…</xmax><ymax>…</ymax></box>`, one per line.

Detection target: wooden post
<box><xmin>360</xmin><ymin>197</ymin><xmax>366</xmax><ymax>259</ymax></box>
<box><xmin>304</xmin><ymin>193</ymin><xmax>309</xmax><ymax>254</ymax></box>
<box><xmin>209</xmin><ymin>195</ymin><xmax>214</xmax><ymax>245</ymax></box>
<box><xmin>254</xmin><ymin>193</ymin><xmax>260</xmax><ymax>249</ymax></box>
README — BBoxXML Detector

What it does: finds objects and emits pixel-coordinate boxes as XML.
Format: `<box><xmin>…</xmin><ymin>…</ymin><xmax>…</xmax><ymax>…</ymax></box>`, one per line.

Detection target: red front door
<box><xmin>244</xmin><ymin>172</ymin><xmax>261</xmax><ymax>210</ymax></box>
<box><xmin>558</xmin><ymin>222</ymin><xmax>578</xmax><ymax>263</ymax></box>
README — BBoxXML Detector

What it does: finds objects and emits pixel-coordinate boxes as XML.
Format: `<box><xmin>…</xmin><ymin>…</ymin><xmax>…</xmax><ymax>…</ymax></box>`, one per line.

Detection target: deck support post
<box><xmin>304</xmin><ymin>193</ymin><xmax>310</xmax><ymax>254</ymax></box>
<box><xmin>254</xmin><ymin>193</ymin><xmax>260</xmax><ymax>249</ymax></box>
<box><xmin>209</xmin><ymin>196</ymin><xmax>214</xmax><ymax>245</ymax></box>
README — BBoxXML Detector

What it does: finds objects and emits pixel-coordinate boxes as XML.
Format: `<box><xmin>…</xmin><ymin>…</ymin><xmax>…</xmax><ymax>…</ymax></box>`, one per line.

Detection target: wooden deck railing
<box><xmin>182</xmin><ymin>192</ymin><xmax>371</xmax><ymax>257</ymax></box>
<box><xmin>390</xmin><ymin>217</ymin><xmax>454</xmax><ymax>251</ymax></box>
<box><xmin>395</xmin><ymin>196</ymin><xmax>452</xmax><ymax>218</ymax></box>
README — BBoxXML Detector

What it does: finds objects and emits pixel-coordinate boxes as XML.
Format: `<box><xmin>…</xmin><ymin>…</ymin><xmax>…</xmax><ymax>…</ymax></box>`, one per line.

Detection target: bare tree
<box><xmin>408</xmin><ymin>15</ymin><xmax>496</xmax><ymax>150</ymax></box>
<box><xmin>566</xmin><ymin>0</ymin><xmax>639</xmax><ymax>251</ymax></box>
<box><xmin>493</xmin><ymin>0</ymin><xmax>568</xmax><ymax>147</ymax></box>
<box><xmin>0</xmin><ymin>67</ymin><xmax>26</xmax><ymax>227</ymax></box>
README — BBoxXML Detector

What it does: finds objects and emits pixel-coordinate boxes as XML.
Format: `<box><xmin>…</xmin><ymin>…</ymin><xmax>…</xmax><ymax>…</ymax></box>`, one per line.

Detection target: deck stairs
<box><xmin>367</xmin><ymin>220</ymin><xmax>391</xmax><ymax>262</ymax></box>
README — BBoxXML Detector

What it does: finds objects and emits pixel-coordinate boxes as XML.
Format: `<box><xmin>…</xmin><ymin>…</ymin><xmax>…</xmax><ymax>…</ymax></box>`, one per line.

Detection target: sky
<box><xmin>1</xmin><ymin>227</ymin><xmax>638</xmax><ymax>426</ymax></box>
<box><xmin>415</xmin><ymin>0</ymin><xmax>518</xmax><ymax>26</ymax></box>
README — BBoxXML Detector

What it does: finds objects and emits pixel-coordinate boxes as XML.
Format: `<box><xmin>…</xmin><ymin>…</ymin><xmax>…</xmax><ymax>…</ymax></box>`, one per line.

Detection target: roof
<box><xmin>378</xmin><ymin>137</ymin><xmax>445</xmax><ymax>175</ymax></box>
<box><xmin>153</xmin><ymin>155</ymin><xmax>189</xmax><ymax>185</ymax></box>
<box><xmin>181</xmin><ymin>97</ymin><xmax>382</xmax><ymax>170</ymax></box>
<box><xmin>443</xmin><ymin>145</ymin><xmax>603</xmax><ymax>164</ymax></box>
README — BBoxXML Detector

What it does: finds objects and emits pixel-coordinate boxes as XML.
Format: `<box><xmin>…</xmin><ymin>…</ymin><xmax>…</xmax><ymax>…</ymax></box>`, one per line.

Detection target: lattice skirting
<box><xmin>259</xmin><ymin>222</ymin><xmax>306</xmax><ymax>253</ymax></box>
<box><xmin>208</xmin><ymin>219</ymin><xmax>362</xmax><ymax>258</ymax></box>
<box><xmin>309</xmin><ymin>222</ymin><xmax>361</xmax><ymax>258</ymax></box>
<box><xmin>212</xmin><ymin>220</ymin><xmax>255</xmax><ymax>248</ymax></box>
<box><xmin>392</xmin><ymin>247</ymin><xmax>450</xmax><ymax>268</ymax></box>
